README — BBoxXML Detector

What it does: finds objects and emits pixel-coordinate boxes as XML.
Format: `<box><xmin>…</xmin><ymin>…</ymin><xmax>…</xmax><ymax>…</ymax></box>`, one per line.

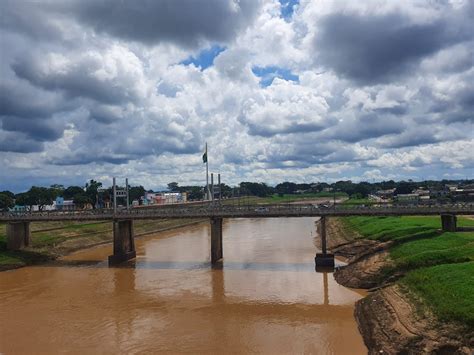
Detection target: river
<box><xmin>0</xmin><ymin>217</ymin><xmax>366</xmax><ymax>354</ymax></box>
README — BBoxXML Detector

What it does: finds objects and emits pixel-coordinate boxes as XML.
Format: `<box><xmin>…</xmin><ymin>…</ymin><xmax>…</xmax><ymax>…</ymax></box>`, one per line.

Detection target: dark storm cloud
<box><xmin>0</xmin><ymin>82</ymin><xmax>64</xmax><ymax>119</ymax></box>
<box><xmin>1</xmin><ymin>116</ymin><xmax>65</xmax><ymax>142</ymax></box>
<box><xmin>69</xmin><ymin>0</ymin><xmax>262</xmax><ymax>47</ymax></box>
<box><xmin>0</xmin><ymin>1</ymin><xmax>65</xmax><ymax>42</ymax></box>
<box><xmin>263</xmin><ymin>139</ymin><xmax>367</xmax><ymax>166</ymax></box>
<box><xmin>49</xmin><ymin>154</ymin><xmax>131</xmax><ymax>166</ymax></box>
<box><xmin>315</xmin><ymin>9</ymin><xmax>473</xmax><ymax>84</ymax></box>
<box><xmin>88</xmin><ymin>105</ymin><xmax>122</xmax><ymax>124</ymax></box>
<box><xmin>0</xmin><ymin>132</ymin><xmax>44</xmax><ymax>153</ymax></box>
<box><xmin>11</xmin><ymin>56</ymin><xmax>139</xmax><ymax>105</ymax></box>
<box><xmin>377</xmin><ymin>129</ymin><xmax>440</xmax><ymax>149</ymax></box>
<box><xmin>244</xmin><ymin>120</ymin><xmax>329</xmax><ymax>137</ymax></box>
<box><xmin>329</xmin><ymin>113</ymin><xmax>405</xmax><ymax>143</ymax></box>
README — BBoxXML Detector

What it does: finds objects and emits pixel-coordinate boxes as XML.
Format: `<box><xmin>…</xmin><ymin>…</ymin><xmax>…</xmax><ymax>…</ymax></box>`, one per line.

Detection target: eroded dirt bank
<box><xmin>325</xmin><ymin>218</ymin><xmax>473</xmax><ymax>354</ymax></box>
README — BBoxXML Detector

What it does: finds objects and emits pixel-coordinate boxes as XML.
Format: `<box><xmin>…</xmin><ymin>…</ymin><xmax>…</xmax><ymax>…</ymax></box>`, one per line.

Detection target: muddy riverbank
<box><xmin>0</xmin><ymin>219</ymin><xmax>206</xmax><ymax>272</ymax></box>
<box><xmin>325</xmin><ymin>217</ymin><xmax>474</xmax><ymax>354</ymax></box>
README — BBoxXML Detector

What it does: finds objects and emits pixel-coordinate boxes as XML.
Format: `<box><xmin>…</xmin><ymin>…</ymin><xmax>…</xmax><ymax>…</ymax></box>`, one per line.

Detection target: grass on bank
<box><xmin>401</xmin><ymin>262</ymin><xmax>474</xmax><ymax>328</ymax></box>
<box><xmin>343</xmin><ymin>215</ymin><xmax>474</xmax><ymax>328</ymax></box>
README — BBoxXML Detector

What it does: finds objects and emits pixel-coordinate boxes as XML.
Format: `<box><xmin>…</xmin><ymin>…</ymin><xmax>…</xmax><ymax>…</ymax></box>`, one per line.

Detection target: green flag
<box><xmin>202</xmin><ymin>148</ymin><xmax>207</xmax><ymax>163</ymax></box>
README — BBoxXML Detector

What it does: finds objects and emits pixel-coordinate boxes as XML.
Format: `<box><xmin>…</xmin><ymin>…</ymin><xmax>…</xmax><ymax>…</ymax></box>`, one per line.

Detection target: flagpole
<box><xmin>206</xmin><ymin>142</ymin><xmax>209</xmax><ymax>201</ymax></box>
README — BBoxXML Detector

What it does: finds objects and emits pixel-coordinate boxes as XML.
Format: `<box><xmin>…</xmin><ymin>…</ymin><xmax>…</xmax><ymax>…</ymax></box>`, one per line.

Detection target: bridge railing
<box><xmin>1</xmin><ymin>202</ymin><xmax>473</xmax><ymax>221</ymax></box>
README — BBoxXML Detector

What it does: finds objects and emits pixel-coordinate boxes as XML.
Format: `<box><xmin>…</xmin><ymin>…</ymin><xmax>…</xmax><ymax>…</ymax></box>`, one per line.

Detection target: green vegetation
<box><xmin>401</xmin><ymin>263</ymin><xmax>474</xmax><ymax>327</ymax></box>
<box><xmin>341</xmin><ymin>198</ymin><xmax>371</xmax><ymax>205</ymax></box>
<box><xmin>261</xmin><ymin>192</ymin><xmax>347</xmax><ymax>203</ymax></box>
<box><xmin>344</xmin><ymin>215</ymin><xmax>474</xmax><ymax>328</ymax></box>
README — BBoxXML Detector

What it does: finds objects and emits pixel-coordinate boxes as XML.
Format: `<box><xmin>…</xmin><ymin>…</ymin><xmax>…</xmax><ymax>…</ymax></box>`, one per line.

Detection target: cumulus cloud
<box><xmin>69</xmin><ymin>0</ymin><xmax>263</xmax><ymax>48</ymax></box>
<box><xmin>12</xmin><ymin>45</ymin><xmax>148</xmax><ymax>105</ymax></box>
<box><xmin>312</xmin><ymin>2</ymin><xmax>473</xmax><ymax>84</ymax></box>
<box><xmin>0</xmin><ymin>0</ymin><xmax>473</xmax><ymax>191</ymax></box>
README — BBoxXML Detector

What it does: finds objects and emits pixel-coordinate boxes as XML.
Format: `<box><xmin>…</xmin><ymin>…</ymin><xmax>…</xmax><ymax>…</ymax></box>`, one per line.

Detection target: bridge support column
<box><xmin>6</xmin><ymin>222</ymin><xmax>30</xmax><ymax>250</ymax></box>
<box><xmin>211</xmin><ymin>217</ymin><xmax>223</xmax><ymax>264</ymax></box>
<box><xmin>108</xmin><ymin>220</ymin><xmax>136</xmax><ymax>265</ymax></box>
<box><xmin>441</xmin><ymin>214</ymin><xmax>457</xmax><ymax>232</ymax></box>
<box><xmin>315</xmin><ymin>217</ymin><xmax>335</xmax><ymax>268</ymax></box>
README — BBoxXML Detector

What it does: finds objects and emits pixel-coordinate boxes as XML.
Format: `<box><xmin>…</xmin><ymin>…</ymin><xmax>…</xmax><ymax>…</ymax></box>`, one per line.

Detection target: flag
<box><xmin>202</xmin><ymin>147</ymin><xmax>207</xmax><ymax>163</ymax></box>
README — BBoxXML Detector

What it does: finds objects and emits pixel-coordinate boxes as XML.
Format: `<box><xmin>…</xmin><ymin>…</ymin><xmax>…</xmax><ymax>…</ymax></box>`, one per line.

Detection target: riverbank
<box><xmin>0</xmin><ymin>218</ymin><xmax>206</xmax><ymax>272</ymax></box>
<box><xmin>327</xmin><ymin>216</ymin><xmax>474</xmax><ymax>354</ymax></box>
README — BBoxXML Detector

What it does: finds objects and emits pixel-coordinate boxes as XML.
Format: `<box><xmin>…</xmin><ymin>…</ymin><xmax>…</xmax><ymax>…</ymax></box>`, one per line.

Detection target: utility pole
<box><xmin>205</xmin><ymin>142</ymin><xmax>210</xmax><ymax>201</ymax></box>
<box><xmin>126</xmin><ymin>178</ymin><xmax>129</xmax><ymax>211</ymax></box>
<box><xmin>211</xmin><ymin>173</ymin><xmax>214</xmax><ymax>203</ymax></box>
<box><xmin>218</xmin><ymin>173</ymin><xmax>221</xmax><ymax>203</ymax></box>
<box><xmin>113</xmin><ymin>177</ymin><xmax>117</xmax><ymax>216</ymax></box>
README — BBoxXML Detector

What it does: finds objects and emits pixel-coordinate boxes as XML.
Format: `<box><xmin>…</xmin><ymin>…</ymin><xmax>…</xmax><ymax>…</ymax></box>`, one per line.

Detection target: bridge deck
<box><xmin>1</xmin><ymin>204</ymin><xmax>473</xmax><ymax>222</ymax></box>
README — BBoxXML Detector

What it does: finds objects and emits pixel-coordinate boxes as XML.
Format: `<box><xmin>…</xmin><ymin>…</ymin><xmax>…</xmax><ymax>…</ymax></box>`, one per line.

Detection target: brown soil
<box><xmin>356</xmin><ymin>285</ymin><xmax>473</xmax><ymax>354</ymax></box>
<box><xmin>326</xmin><ymin>217</ymin><xmax>473</xmax><ymax>354</ymax></box>
<box><xmin>318</xmin><ymin>218</ymin><xmax>394</xmax><ymax>288</ymax></box>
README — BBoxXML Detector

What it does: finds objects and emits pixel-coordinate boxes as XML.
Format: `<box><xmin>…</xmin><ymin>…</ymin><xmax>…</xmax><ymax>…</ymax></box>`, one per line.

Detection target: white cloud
<box><xmin>1</xmin><ymin>0</ymin><xmax>473</xmax><ymax>191</ymax></box>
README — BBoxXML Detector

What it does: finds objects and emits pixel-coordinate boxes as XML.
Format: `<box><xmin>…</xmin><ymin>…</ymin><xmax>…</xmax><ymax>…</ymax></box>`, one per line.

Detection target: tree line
<box><xmin>0</xmin><ymin>180</ymin><xmax>145</xmax><ymax>211</ymax></box>
<box><xmin>1</xmin><ymin>178</ymin><xmax>472</xmax><ymax>211</ymax></box>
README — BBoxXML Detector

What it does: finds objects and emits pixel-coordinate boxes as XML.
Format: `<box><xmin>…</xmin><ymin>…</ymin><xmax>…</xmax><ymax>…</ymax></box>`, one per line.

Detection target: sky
<box><xmin>0</xmin><ymin>0</ymin><xmax>473</xmax><ymax>192</ymax></box>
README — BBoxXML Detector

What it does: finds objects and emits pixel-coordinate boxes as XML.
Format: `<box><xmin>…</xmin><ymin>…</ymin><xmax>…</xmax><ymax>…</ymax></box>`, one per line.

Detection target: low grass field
<box><xmin>260</xmin><ymin>192</ymin><xmax>348</xmax><ymax>204</ymax></box>
<box><xmin>343</xmin><ymin>215</ymin><xmax>474</xmax><ymax>328</ymax></box>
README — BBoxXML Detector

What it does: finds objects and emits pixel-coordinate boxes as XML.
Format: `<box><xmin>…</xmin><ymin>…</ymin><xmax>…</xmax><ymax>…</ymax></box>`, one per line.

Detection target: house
<box><xmin>55</xmin><ymin>197</ymin><xmax>75</xmax><ymax>211</ymax></box>
<box><xmin>9</xmin><ymin>205</ymin><xmax>27</xmax><ymax>213</ymax></box>
<box><xmin>375</xmin><ymin>188</ymin><xmax>396</xmax><ymax>200</ymax></box>
<box><xmin>451</xmin><ymin>187</ymin><xmax>474</xmax><ymax>202</ymax></box>
<box><xmin>142</xmin><ymin>192</ymin><xmax>187</xmax><ymax>205</ymax></box>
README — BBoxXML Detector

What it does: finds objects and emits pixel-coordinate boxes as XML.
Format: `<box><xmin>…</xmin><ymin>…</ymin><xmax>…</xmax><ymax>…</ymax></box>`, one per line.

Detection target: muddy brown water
<box><xmin>0</xmin><ymin>218</ymin><xmax>366</xmax><ymax>354</ymax></box>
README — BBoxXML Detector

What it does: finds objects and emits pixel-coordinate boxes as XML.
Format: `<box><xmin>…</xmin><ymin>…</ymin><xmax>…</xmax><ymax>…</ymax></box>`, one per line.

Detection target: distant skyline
<box><xmin>1</xmin><ymin>0</ymin><xmax>473</xmax><ymax>192</ymax></box>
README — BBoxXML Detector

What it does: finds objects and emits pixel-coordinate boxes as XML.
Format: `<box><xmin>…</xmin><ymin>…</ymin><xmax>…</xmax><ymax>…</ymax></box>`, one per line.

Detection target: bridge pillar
<box><xmin>210</xmin><ymin>217</ymin><xmax>223</xmax><ymax>264</ymax></box>
<box><xmin>108</xmin><ymin>220</ymin><xmax>136</xmax><ymax>265</ymax></box>
<box><xmin>6</xmin><ymin>222</ymin><xmax>30</xmax><ymax>250</ymax></box>
<box><xmin>315</xmin><ymin>217</ymin><xmax>335</xmax><ymax>268</ymax></box>
<box><xmin>441</xmin><ymin>214</ymin><xmax>457</xmax><ymax>232</ymax></box>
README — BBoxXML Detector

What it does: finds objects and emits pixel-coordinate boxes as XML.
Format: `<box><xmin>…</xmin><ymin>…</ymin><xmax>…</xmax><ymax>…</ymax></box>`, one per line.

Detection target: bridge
<box><xmin>2</xmin><ymin>203</ymin><xmax>472</xmax><ymax>267</ymax></box>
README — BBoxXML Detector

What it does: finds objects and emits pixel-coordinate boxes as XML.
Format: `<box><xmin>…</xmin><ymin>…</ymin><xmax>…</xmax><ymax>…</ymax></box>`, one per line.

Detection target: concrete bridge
<box><xmin>2</xmin><ymin>203</ymin><xmax>472</xmax><ymax>267</ymax></box>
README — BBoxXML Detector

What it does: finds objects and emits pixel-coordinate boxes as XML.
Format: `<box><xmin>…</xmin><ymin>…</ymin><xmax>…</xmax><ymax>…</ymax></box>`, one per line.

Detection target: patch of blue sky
<box><xmin>279</xmin><ymin>0</ymin><xmax>299</xmax><ymax>20</ymax></box>
<box><xmin>252</xmin><ymin>66</ymin><xmax>299</xmax><ymax>87</ymax></box>
<box><xmin>180</xmin><ymin>45</ymin><xmax>226</xmax><ymax>70</ymax></box>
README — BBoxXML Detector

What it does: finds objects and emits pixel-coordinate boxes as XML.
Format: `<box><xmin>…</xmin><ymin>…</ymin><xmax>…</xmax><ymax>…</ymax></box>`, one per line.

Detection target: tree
<box><xmin>219</xmin><ymin>184</ymin><xmax>232</xmax><ymax>198</ymax></box>
<box><xmin>64</xmin><ymin>186</ymin><xmax>85</xmax><ymax>199</ymax></box>
<box><xmin>49</xmin><ymin>184</ymin><xmax>65</xmax><ymax>198</ymax></box>
<box><xmin>187</xmin><ymin>186</ymin><xmax>204</xmax><ymax>200</ymax></box>
<box><xmin>129</xmin><ymin>185</ymin><xmax>145</xmax><ymax>203</ymax></box>
<box><xmin>0</xmin><ymin>190</ymin><xmax>15</xmax><ymax>199</ymax></box>
<box><xmin>30</xmin><ymin>186</ymin><xmax>56</xmax><ymax>211</ymax></box>
<box><xmin>0</xmin><ymin>193</ymin><xmax>14</xmax><ymax>211</ymax></box>
<box><xmin>239</xmin><ymin>182</ymin><xmax>273</xmax><ymax>197</ymax></box>
<box><xmin>85</xmin><ymin>180</ymin><xmax>102</xmax><ymax>208</ymax></box>
<box><xmin>15</xmin><ymin>192</ymin><xmax>36</xmax><ymax>211</ymax></box>
<box><xmin>15</xmin><ymin>187</ymin><xmax>55</xmax><ymax>211</ymax></box>
<box><xmin>73</xmin><ymin>193</ymin><xmax>92</xmax><ymax>209</ymax></box>
<box><xmin>167</xmin><ymin>182</ymin><xmax>179</xmax><ymax>192</ymax></box>
<box><xmin>395</xmin><ymin>181</ymin><xmax>416</xmax><ymax>195</ymax></box>
<box><xmin>275</xmin><ymin>182</ymin><xmax>297</xmax><ymax>195</ymax></box>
